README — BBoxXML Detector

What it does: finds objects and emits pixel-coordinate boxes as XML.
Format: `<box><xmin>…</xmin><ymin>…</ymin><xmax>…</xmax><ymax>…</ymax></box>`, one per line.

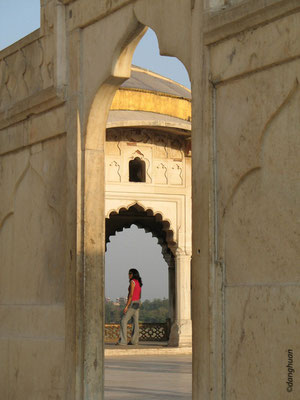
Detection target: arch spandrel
<box><xmin>84</xmin><ymin>6</ymin><xmax>145</xmax><ymax>150</ymax></box>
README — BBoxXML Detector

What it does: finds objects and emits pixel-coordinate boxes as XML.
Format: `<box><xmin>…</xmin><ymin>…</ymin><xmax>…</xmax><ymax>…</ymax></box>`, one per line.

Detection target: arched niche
<box><xmin>129</xmin><ymin>157</ymin><xmax>146</xmax><ymax>182</ymax></box>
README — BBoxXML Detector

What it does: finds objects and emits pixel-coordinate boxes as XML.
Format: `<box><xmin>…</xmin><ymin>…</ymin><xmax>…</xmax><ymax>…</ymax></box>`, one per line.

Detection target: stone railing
<box><xmin>105</xmin><ymin>321</ymin><xmax>170</xmax><ymax>343</ymax></box>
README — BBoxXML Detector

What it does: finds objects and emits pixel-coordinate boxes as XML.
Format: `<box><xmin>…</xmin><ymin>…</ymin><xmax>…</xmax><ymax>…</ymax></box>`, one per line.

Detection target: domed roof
<box><xmin>108</xmin><ymin>66</ymin><xmax>191</xmax><ymax>134</ymax></box>
<box><xmin>121</xmin><ymin>66</ymin><xmax>191</xmax><ymax>99</ymax></box>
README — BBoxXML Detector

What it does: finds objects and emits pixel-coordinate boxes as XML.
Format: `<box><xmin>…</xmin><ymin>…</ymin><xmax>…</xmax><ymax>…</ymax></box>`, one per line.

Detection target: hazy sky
<box><xmin>1</xmin><ymin>1</ymin><xmax>190</xmax><ymax>300</ymax></box>
<box><xmin>105</xmin><ymin>225</ymin><xmax>169</xmax><ymax>301</ymax></box>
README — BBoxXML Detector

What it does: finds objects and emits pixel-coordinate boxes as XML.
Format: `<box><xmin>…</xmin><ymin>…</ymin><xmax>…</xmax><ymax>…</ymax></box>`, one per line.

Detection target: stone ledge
<box><xmin>0</xmin><ymin>86</ymin><xmax>66</xmax><ymax>131</ymax></box>
<box><xmin>0</xmin><ymin>104</ymin><xmax>66</xmax><ymax>156</ymax></box>
<box><xmin>204</xmin><ymin>0</ymin><xmax>300</xmax><ymax>45</ymax></box>
<box><xmin>0</xmin><ymin>29</ymin><xmax>41</xmax><ymax>60</ymax></box>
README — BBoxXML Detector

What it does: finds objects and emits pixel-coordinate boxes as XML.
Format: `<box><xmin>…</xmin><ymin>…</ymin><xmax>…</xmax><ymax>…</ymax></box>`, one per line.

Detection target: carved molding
<box><xmin>106</xmin><ymin>128</ymin><xmax>186</xmax><ymax>185</ymax></box>
<box><xmin>106</xmin><ymin>128</ymin><xmax>186</xmax><ymax>152</ymax></box>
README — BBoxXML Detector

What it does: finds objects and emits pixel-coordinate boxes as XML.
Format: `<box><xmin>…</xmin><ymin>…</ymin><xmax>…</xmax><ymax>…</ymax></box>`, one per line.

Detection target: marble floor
<box><xmin>105</xmin><ymin>354</ymin><xmax>192</xmax><ymax>399</ymax></box>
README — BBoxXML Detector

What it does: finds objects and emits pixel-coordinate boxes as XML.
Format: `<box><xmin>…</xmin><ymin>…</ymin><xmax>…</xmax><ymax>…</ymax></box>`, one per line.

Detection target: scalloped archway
<box><xmin>105</xmin><ymin>202</ymin><xmax>176</xmax><ymax>328</ymax></box>
<box><xmin>106</xmin><ymin>203</ymin><xmax>176</xmax><ymax>256</ymax></box>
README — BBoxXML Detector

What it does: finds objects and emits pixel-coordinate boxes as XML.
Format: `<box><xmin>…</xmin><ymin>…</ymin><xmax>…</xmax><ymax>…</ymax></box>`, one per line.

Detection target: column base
<box><xmin>168</xmin><ymin>319</ymin><xmax>192</xmax><ymax>347</ymax></box>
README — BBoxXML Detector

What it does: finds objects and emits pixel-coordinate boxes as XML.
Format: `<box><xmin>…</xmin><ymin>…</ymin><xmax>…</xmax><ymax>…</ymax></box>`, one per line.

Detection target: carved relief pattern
<box><xmin>125</xmin><ymin>128</ymin><xmax>151</xmax><ymax>143</ymax></box>
<box><xmin>0</xmin><ymin>139</ymin><xmax>66</xmax><ymax>304</ymax></box>
<box><xmin>0</xmin><ymin>37</ymin><xmax>54</xmax><ymax>113</ymax></box>
<box><xmin>170</xmin><ymin>162</ymin><xmax>183</xmax><ymax>185</ymax></box>
<box><xmin>153</xmin><ymin>134</ymin><xmax>168</xmax><ymax>158</ymax></box>
<box><xmin>106</xmin><ymin>128</ymin><xmax>186</xmax><ymax>185</ymax></box>
<box><xmin>105</xmin><ymin>323</ymin><xmax>170</xmax><ymax>343</ymax></box>
<box><xmin>0</xmin><ymin>59</ymin><xmax>10</xmax><ymax>109</ymax></box>
<box><xmin>39</xmin><ymin>36</ymin><xmax>54</xmax><ymax>87</ymax></box>
<box><xmin>23</xmin><ymin>40</ymin><xmax>44</xmax><ymax>95</ymax></box>
<box><xmin>222</xmin><ymin>79</ymin><xmax>300</xmax><ymax>300</ymax></box>
<box><xmin>107</xmin><ymin>128</ymin><xmax>185</xmax><ymax>152</ymax></box>
<box><xmin>107</xmin><ymin>160</ymin><xmax>121</xmax><ymax>182</ymax></box>
<box><xmin>106</xmin><ymin>129</ymin><xmax>120</xmax><ymax>142</ymax></box>
<box><xmin>168</xmin><ymin>138</ymin><xmax>183</xmax><ymax>159</ymax></box>
<box><xmin>155</xmin><ymin>162</ymin><xmax>168</xmax><ymax>184</ymax></box>
<box><xmin>105</xmin><ymin>141</ymin><xmax>121</xmax><ymax>156</ymax></box>
<box><xmin>6</xmin><ymin>51</ymin><xmax>28</xmax><ymax>102</ymax></box>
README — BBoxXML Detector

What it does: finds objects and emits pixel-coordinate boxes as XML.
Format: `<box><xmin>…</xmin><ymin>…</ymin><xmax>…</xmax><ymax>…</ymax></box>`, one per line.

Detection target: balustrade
<box><xmin>105</xmin><ymin>321</ymin><xmax>170</xmax><ymax>343</ymax></box>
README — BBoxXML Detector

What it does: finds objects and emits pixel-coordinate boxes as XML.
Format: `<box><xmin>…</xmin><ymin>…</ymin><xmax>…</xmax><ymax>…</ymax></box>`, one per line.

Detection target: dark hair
<box><xmin>129</xmin><ymin>268</ymin><xmax>143</xmax><ymax>287</ymax></box>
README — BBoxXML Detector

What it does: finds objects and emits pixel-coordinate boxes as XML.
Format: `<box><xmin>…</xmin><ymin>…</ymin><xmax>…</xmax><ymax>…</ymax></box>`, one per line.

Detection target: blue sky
<box><xmin>133</xmin><ymin>28</ymin><xmax>190</xmax><ymax>88</ymax></box>
<box><xmin>0</xmin><ymin>1</ymin><xmax>191</xmax><ymax>300</ymax></box>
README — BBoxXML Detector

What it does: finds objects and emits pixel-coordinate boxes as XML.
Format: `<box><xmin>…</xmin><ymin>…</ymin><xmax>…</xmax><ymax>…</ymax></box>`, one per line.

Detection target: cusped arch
<box><xmin>106</xmin><ymin>201</ymin><xmax>173</xmax><ymax>229</ymax></box>
<box><xmin>105</xmin><ymin>202</ymin><xmax>177</xmax><ymax>262</ymax></box>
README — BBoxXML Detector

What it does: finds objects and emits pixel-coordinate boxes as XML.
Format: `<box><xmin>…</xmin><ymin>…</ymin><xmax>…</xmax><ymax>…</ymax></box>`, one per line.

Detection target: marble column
<box><xmin>168</xmin><ymin>249</ymin><xmax>192</xmax><ymax>347</ymax></box>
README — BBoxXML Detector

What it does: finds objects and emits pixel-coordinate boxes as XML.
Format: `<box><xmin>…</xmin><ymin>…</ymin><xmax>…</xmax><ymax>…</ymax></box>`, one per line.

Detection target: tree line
<box><xmin>105</xmin><ymin>298</ymin><xmax>169</xmax><ymax>323</ymax></box>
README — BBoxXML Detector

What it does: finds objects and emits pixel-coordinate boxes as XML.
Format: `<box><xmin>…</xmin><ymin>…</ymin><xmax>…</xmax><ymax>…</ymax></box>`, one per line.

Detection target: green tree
<box><xmin>105</xmin><ymin>298</ymin><xmax>169</xmax><ymax>323</ymax></box>
<box><xmin>139</xmin><ymin>298</ymin><xmax>169</xmax><ymax>322</ymax></box>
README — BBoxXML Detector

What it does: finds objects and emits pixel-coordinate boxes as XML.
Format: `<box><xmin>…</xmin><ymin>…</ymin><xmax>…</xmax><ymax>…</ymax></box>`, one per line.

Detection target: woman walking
<box><xmin>117</xmin><ymin>268</ymin><xmax>143</xmax><ymax>345</ymax></box>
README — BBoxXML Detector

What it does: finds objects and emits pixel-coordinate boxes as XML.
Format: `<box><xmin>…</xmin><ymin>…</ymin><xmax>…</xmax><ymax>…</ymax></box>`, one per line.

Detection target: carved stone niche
<box><xmin>128</xmin><ymin>150</ymin><xmax>152</xmax><ymax>183</ymax></box>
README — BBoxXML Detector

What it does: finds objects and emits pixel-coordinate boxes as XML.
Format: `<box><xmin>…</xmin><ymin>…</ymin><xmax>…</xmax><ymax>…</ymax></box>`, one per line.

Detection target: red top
<box><xmin>131</xmin><ymin>279</ymin><xmax>141</xmax><ymax>301</ymax></box>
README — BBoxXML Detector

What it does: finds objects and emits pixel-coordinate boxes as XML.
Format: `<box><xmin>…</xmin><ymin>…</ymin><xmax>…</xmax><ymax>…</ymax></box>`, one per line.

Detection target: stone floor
<box><xmin>105</xmin><ymin>341</ymin><xmax>192</xmax><ymax>356</ymax></box>
<box><xmin>105</xmin><ymin>354</ymin><xmax>192</xmax><ymax>399</ymax></box>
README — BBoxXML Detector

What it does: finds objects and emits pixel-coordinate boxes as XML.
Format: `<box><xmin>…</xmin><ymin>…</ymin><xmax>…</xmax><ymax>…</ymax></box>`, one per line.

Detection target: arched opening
<box><xmin>105</xmin><ymin>204</ymin><xmax>176</xmax><ymax>345</ymax></box>
<box><xmin>129</xmin><ymin>157</ymin><xmax>146</xmax><ymax>182</ymax></box>
<box><xmin>105</xmin><ymin>61</ymin><xmax>192</xmax><ymax>346</ymax></box>
<box><xmin>105</xmin><ymin>203</ymin><xmax>176</xmax><ymax>323</ymax></box>
<box><xmin>83</xmin><ymin>11</ymin><xmax>192</xmax><ymax>398</ymax></box>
